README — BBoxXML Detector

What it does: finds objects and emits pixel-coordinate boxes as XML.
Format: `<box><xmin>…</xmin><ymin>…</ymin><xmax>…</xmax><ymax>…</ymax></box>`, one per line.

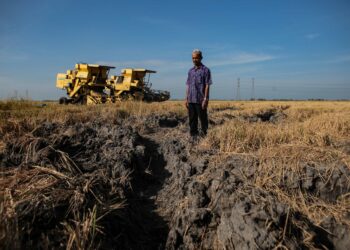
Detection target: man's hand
<box><xmin>202</xmin><ymin>99</ymin><xmax>208</xmax><ymax>110</ymax></box>
<box><xmin>185</xmin><ymin>100</ymin><xmax>189</xmax><ymax>109</ymax></box>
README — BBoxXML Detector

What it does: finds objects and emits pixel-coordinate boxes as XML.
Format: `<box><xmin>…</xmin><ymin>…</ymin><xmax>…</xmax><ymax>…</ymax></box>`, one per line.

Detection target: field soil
<box><xmin>0</xmin><ymin>101</ymin><xmax>349</xmax><ymax>249</ymax></box>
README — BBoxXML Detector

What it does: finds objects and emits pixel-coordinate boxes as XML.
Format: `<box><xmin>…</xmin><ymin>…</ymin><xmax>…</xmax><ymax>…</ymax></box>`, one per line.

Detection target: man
<box><xmin>185</xmin><ymin>49</ymin><xmax>212</xmax><ymax>140</ymax></box>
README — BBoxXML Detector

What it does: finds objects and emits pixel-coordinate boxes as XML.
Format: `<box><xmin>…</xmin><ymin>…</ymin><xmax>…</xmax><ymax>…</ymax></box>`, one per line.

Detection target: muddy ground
<box><xmin>1</xmin><ymin>107</ymin><xmax>349</xmax><ymax>249</ymax></box>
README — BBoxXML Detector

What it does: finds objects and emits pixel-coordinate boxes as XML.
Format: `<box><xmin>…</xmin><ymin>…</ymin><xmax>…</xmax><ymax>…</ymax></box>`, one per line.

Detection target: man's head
<box><xmin>192</xmin><ymin>49</ymin><xmax>203</xmax><ymax>67</ymax></box>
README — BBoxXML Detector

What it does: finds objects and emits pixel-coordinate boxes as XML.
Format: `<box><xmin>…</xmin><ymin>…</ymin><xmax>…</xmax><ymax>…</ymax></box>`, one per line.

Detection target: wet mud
<box><xmin>1</xmin><ymin>107</ymin><xmax>349</xmax><ymax>249</ymax></box>
<box><xmin>1</xmin><ymin>121</ymin><xmax>168</xmax><ymax>249</ymax></box>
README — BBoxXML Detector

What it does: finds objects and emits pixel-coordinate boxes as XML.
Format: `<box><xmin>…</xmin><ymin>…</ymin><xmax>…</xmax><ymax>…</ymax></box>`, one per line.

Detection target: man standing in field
<box><xmin>185</xmin><ymin>49</ymin><xmax>212</xmax><ymax>140</ymax></box>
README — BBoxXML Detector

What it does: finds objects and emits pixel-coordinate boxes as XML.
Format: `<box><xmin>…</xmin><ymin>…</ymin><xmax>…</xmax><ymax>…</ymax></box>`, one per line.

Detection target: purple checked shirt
<box><xmin>186</xmin><ymin>64</ymin><xmax>212</xmax><ymax>104</ymax></box>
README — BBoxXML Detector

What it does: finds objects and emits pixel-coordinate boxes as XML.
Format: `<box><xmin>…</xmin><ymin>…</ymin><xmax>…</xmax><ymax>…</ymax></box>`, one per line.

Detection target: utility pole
<box><xmin>233</xmin><ymin>79</ymin><xmax>235</xmax><ymax>100</ymax></box>
<box><xmin>236</xmin><ymin>78</ymin><xmax>241</xmax><ymax>100</ymax></box>
<box><xmin>251</xmin><ymin>77</ymin><xmax>255</xmax><ymax>100</ymax></box>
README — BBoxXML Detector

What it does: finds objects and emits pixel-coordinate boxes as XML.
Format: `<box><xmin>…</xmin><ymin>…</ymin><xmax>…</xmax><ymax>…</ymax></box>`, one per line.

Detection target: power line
<box><xmin>251</xmin><ymin>77</ymin><xmax>255</xmax><ymax>100</ymax></box>
<box><xmin>236</xmin><ymin>77</ymin><xmax>240</xmax><ymax>100</ymax></box>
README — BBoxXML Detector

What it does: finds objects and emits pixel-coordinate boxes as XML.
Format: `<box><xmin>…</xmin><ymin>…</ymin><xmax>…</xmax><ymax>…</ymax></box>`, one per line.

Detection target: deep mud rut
<box><xmin>1</xmin><ymin>108</ymin><xmax>349</xmax><ymax>249</ymax></box>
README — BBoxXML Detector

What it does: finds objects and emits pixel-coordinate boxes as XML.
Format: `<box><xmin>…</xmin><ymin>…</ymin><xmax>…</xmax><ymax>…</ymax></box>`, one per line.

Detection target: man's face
<box><xmin>192</xmin><ymin>53</ymin><xmax>202</xmax><ymax>67</ymax></box>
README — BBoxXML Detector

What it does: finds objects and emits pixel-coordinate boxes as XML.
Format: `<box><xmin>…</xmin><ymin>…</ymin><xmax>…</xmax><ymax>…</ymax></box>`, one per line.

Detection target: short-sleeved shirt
<box><xmin>186</xmin><ymin>64</ymin><xmax>212</xmax><ymax>104</ymax></box>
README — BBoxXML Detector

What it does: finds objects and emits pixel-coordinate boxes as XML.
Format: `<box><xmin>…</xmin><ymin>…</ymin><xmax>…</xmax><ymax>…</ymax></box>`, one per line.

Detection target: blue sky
<box><xmin>1</xmin><ymin>0</ymin><xmax>349</xmax><ymax>100</ymax></box>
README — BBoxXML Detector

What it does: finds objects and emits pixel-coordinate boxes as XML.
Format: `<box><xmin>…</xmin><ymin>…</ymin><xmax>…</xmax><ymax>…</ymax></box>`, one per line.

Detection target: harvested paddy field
<box><xmin>0</xmin><ymin>100</ymin><xmax>349</xmax><ymax>249</ymax></box>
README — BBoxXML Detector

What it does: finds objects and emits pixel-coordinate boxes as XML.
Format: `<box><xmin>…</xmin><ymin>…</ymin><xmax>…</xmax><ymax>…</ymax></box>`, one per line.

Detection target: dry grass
<box><xmin>1</xmin><ymin>99</ymin><xmax>349</xmax><ymax>248</ymax></box>
<box><xmin>0</xmin><ymin>100</ymin><xmax>186</xmax><ymax>139</ymax></box>
<box><xmin>205</xmin><ymin>101</ymin><xmax>350</xmax><ymax>226</ymax></box>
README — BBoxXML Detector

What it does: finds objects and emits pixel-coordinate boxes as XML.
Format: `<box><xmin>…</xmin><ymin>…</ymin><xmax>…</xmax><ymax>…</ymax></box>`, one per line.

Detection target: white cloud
<box><xmin>0</xmin><ymin>48</ymin><xmax>28</xmax><ymax>62</ymax></box>
<box><xmin>305</xmin><ymin>33</ymin><xmax>320</xmax><ymax>40</ymax></box>
<box><xmin>97</xmin><ymin>52</ymin><xmax>275</xmax><ymax>73</ymax></box>
<box><xmin>209</xmin><ymin>53</ymin><xmax>275</xmax><ymax>67</ymax></box>
<box><xmin>325</xmin><ymin>54</ymin><xmax>350</xmax><ymax>64</ymax></box>
<box><xmin>0</xmin><ymin>75</ymin><xmax>11</xmax><ymax>82</ymax></box>
<box><xmin>96</xmin><ymin>60</ymin><xmax>189</xmax><ymax>73</ymax></box>
<box><xmin>266</xmin><ymin>45</ymin><xmax>284</xmax><ymax>51</ymax></box>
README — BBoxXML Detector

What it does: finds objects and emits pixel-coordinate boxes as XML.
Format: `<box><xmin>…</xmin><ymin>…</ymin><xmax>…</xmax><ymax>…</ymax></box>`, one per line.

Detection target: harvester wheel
<box><xmin>120</xmin><ymin>92</ymin><xmax>132</xmax><ymax>101</ymax></box>
<box><xmin>80</xmin><ymin>96</ymin><xmax>88</xmax><ymax>105</ymax></box>
<box><xmin>133</xmin><ymin>91</ymin><xmax>144</xmax><ymax>101</ymax></box>
<box><xmin>59</xmin><ymin>97</ymin><xmax>68</xmax><ymax>105</ymax></box>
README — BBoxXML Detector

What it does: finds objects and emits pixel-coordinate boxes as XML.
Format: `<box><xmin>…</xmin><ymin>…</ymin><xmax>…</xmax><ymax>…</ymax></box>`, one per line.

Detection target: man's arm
<box><xmin>202</xmin><ymin>84</ymin><xmax>210</xmax><ymax>109</ymax></box>
<box><xmin>185</xmin><ymin>71</ymin><xmax>190</xmax><ymax>109</ymax></box>
<box><xmin>185</xmin><ymin>84</ymin><xmax>189</xmax><ymax>109</ymax></box>
<box><xmin>202</xmin><ymin>68</ymin><xmax>212</xmax><ymax>109</ymax></box>
<box><xmin>204</xmin><ymin>84</ymin><xmax>210</xmax><ymax>99</ymax></box>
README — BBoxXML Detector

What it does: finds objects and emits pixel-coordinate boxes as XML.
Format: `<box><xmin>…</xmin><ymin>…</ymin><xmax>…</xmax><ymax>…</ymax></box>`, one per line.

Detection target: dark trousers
<box><xmin>188</xmin><ymin>103</ymin><xmax>208</xmax><ymax>136</ymax></box>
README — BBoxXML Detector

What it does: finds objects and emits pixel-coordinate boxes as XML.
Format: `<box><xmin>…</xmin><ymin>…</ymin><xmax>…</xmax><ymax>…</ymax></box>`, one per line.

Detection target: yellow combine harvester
<box><xmin>56</xmin><ymin>64</ymin><xmax>113</xmax><ymax>104</ymax></box>
<box><xmin>107</xmin><ymin>68</ymin><xmax>170</xmax><ymax>102</ymax></box>
<box><xmin>56</xmin><ymin>63</ymin><xmax>170</xmax><ymax>105</ymax></box>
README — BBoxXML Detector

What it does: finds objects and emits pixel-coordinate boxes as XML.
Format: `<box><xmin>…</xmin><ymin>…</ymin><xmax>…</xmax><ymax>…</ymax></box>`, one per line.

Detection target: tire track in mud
<box><xmin>0</xmin><ymin>122</ymin><xmax>173</xmax><ymax>249</ymax></box>
<box><xmin>139</xmin><ymin>109</ymin><xmax>350</xmax><ymax>249</ymax></box>
<box><xmin>1</xmin><ymin>107</ymin><xmax>349</xmax><ymax>249</ymax></box>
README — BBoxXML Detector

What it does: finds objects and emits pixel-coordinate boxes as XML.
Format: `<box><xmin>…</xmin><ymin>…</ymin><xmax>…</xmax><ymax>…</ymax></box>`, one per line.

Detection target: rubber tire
<box><xmin>59</xmin><ymin>97</ymin><xmax>68</xmax><ymax>105</ymax></box>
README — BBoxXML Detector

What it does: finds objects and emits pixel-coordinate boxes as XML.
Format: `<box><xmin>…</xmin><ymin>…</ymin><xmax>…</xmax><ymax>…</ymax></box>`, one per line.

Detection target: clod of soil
<box><xmin>243</xmin><ymin>108</ymin><xmax>287</xmax><ymax>123</ymax></box>
<box><xmin>158</xmin><ymin>146</ymin><xmax>350</xmax><ymax>249</ymax></box>
<box><xmin>159</xmin><ymin>117</ymin><xmax>179</xmax><ymax>128</ymax></box>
